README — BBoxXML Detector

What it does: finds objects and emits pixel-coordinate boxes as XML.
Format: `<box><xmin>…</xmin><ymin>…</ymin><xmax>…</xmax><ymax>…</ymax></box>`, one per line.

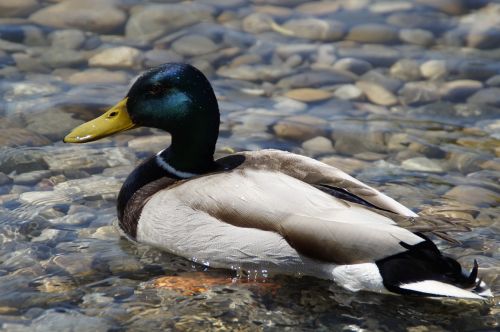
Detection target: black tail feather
<box><xmin>376</xmin><ymin>235</ymin><xmax>480</xmax><ymax>297</ymax></box>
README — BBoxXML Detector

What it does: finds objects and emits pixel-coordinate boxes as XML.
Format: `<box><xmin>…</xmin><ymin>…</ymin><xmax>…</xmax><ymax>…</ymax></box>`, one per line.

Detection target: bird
<box><xmin>64</xmin><ymin>63</ymin><xmax>492</xmax><ymax>299</ymax></box>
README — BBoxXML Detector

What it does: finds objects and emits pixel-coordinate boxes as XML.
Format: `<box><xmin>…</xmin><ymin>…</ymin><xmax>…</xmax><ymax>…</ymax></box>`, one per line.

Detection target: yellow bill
<box><xmin>64</xmin><ymin>98</ymin><xmax>136</xmax><ymax>143</ymax></box>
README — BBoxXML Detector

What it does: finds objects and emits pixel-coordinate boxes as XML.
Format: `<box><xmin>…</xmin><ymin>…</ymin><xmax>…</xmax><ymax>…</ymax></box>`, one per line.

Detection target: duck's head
<box><xmin>64</xmin><ymin>63</ymin><xmax>220</xmax><ymax>144</ymax></box>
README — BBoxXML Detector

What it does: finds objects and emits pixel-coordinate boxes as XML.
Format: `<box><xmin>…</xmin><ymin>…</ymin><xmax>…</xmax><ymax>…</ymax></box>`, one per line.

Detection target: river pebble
<box><xmin>356</xmin><ymin>81</ymin><xmax>398</xmax><ymax>106</ymax></box>
<box><xmin>399</xmin><ymin>28</ymin><xmax>434</xmax><ymax>46</ymax></box>
<box><xmin>284</xmin><ymin>88</ymin><xmax>332</xmax><ymax>102</ymax></box>
<box><xmin>346</xmin><ymin>24</ymin><xmax>399</xmax><ymax>44</ymax></box>
<box><xmin>89</xmin><ymin>47</ymin><xmax>143</xmax><ymax>69</ymax></box>
<box><xmin>30</xmin><ymin>0</ymin><xmax>126</xmax><ymax>33</ymax></box>
<box><xmin>467</xmin><ymin>88</ymin><xmax>500</xmax><ymax>107</ymax></box>
<box><xmin>172</xmin><ymin>35</ymin><xmax>219</xmax><ymax>56</ymax></box>
<box><xmin>440</xmin><ymin>80</ymin><xmax>483</xmax><ymax>102</ymax></box>
<box><xmin>333</xmin><ymin>58</ymin><xmax>372</xmax><ymax>75</ymax></box>
<box><xmin>420</xmin><ymin>60</ymin><xmax>448</xmax><ymax>80</ymax></box>
<box><xmin>280</xmin><ymin>18</ymin><xmax>345</xmax><ymax>41</ymax></box>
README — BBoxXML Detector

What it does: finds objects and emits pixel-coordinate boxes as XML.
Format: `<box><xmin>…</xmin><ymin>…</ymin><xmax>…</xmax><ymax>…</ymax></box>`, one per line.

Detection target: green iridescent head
<box><xmin>64</xmin><ymin>63</ymin><xmax>220</xmax><ymax>143</ymax></box>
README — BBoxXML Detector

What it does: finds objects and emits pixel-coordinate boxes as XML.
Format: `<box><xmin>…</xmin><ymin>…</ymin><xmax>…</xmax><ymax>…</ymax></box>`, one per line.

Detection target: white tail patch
<box><xmin>331</xmin><ymin>263</ymin><xmax>386</xmax><ymax>293</ymax></box>
<box><xmin>399</xmin><ymin>280</ymin><xmax>485</xmax><ymax>299</ymax></box>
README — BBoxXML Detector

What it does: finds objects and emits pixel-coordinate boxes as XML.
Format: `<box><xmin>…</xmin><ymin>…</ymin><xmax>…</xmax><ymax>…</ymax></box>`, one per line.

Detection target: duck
<box><xmin>64</xmin><ymin>63</ymin><xmax>492</xmax><ymax>299</ymax></box>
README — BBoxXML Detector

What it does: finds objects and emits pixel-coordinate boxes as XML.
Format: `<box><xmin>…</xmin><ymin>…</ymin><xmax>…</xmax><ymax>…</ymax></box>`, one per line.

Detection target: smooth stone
<box><xmin>43</xmin><ymin>147</ymin><xmax>135</xmax><ymax>171</ymax></box>
<box><xmin>420</xmin><ymin>60</ymin><xmax>448</xmax><ymax>80</ymax></box>
<box><xmin>415</xmin><ymin>0</ymin><xmax>466</xmax><ymax>15</ymax></box>
<box><xmin>12</xmin><ymin>53</ymin><xmax>50</xmax><ymax>73</ymax></box>
<box><xmin>337</xmin><ymin>44</ymin><xmax>400</xmax><ymax>67</ymax></box>
<box><xmin>54</xmin><ymin>176</ymin><xmax>122</xmax><ymax>200</ymax></box>
<box><xmin>280</xmin><ymin>18</ymin><xmax>345</xmax><ymax>41</ymax></box>
<box><xmin>0</xmin><ymin>128</ymin><xmax>50</xmax><ymax>147</ymax></box>
<box><xmin>125</xmin><ymin>3</ymin><xmax>214</xmax><ymax>41</ymax></box>
<box><xmin>89</xmin><ymin>46</ymin><xmax>142</xmax><ymax>69</ymax></box>
<box><xmin>51</xmin><ymin>212</ymin><xmax>95</xmax><ymax>226</ymax></box>
<box><xmin>272</xmin><ymin>97</ymin><xmax>307</xmax><ymax>113</ymax></box>
<box><xmin>399</xmin><ymin>28</ymin><xmax>434</xmax><ymax>46</ymax></box>
<box><xmin>466</xmin><ymin>7</ymin><xmax>500</xmax><ymax>49</ymax></box>
<box><xmin>19</xmin><ymin>190</ymin><xmax>71</xmax><ymax>205</ymax></box>
<box><xmin>458</xmin><ymin>61</ymin><xmax>500</xmax><ymax>81</ymax></box>
<box><xmin>333</xmin><ymin>57</ymin><xmax>372</xmax><ymax>75</ymax></box>
<box><xmin>48</xmin><ymin>29</ymin><xmax>85</xmax><ymax>49</ymax></box>
<box><xmin>37</xmin><ymin>276</ymin><xmax>75</xmax><ymax>293</ymax></box>
<box><xmin>172</xmin><ymin>35</ymin><xmax>218</xmax><ymax>56</ymax></box>
<box><xmin>40</xmin><ymin>48</ymin><xmax>86</xmax><ymax>68</ymax></box>
<box><xmin>370</xmin><ymin>1</ymin><xmax>414</xmax><ymax>13</ymax></box>
<box><xmin>401</xmin><ymin>157</ymin><xmax>444</xmax><ymax>173</ymax></box>
<box><xmin>28</xmin><ymin>309</ymin><xmax>112</xmax><ymax>331</ymax></box>
<box><xmin>486</xmin><ymin>75</ymin><xmax>500</xmax><ymax>87</ymax></box>
<box><xmin>277</xmin><ymin>70</ymin><xmax>354</xmax><ymax>89</ymax></box>
<box><xmin>144</xmin><ymin>49</ymin><xmax>183</xmax><ymax>67</ymax></box>
<box><xmin>284</xmin><ymin>88</ymin><xmax>332</xmax><ymax>102</ymax></box>
<box><xmin>242</xmin><ymin>13</ymin><xmax>274</xmax><ymax>33</ymax></box>
<box><xmin>296</xmin><ymin>1</ymin><xmax>341</xmax><ymax>15</ymax></box>
<box><xmin>0</xmin><ymin>148</ymin><xmax>48</xmax><ymax>173</ymax></box>
<box><xmin>302</xmin><ymin>136</ymin><xmax>334</xmax><ymax>154</ymax></box>
<box><xmin>128</xmin><ymin>134</ymin><xmax>172</xmax><ymax>152</ymax></box>
<box><xmin>440</xmin><ymin>80</ymin><xmax>483</xmax><ymax>102</ymax></box>
<box><xmin>6</xmin><ymin>82</ymin><xmax>60</xmax><ymax>98</ymax></box>
<box><xmin>0</xmin><ymin>172</ymin><xmax>12</xmax><ymax>186</ymax></box>
<box><xmin>389</xmin><ymin>59</ymin><xmax>421</xmax><ymax>81</ymax></box>
<box><xmin>360</xmin><ymin>70</ymin><xmax>403</xmax><ymax>92</ymax></box>
<box><xmin>445</xmin><ymin>185</ymin><xmax>498</xmax><ymax>207</ymax></box>
<box><xmin>355</xmin><ymin>81</ymin><xmax>398</xmax><ymax>106</ymax></box>
<box><xmin>31</xmin><ymin>229</ymin><xmax>63</xmax><ymax>243</ymax></box>
<box><xmin>332</xmin><ymin>84</ymin><xmax>363</xmax><ymax>100</ymax></box>
<box><xmin>24</xmin><ymin>109</ymin><xmax>84</xmax><ymax>140</ymax></box>
<box><xmin>346</xmin><ymin>24</ymin><xmax>399</xmax><ymax>44</ymax></box>
<box><xmin>67</xmin><ymin>68</ymin><xmax>129</xmax><ymax>85</ymax></box>
<box><xmin>331</xmin><ymin>123</ymin><xmax>389</xmax><ymax>155</ymax></box>
<box><xmin>467</xmin><ymin>88</ymin><xmax>500</xmax><ymax>107</ymax></box>
<box><xmin>91</xmin><ymin>225</ymin><xmax>118</xmax><ymax>240</ymax></box>
<box><xmin>30</xmin><ymin>0</ymin><xmax>126</xmax><ymax>33</ymax></box>
<box><xmin>216</xmin><ymin>65</ymin><xmax>289</xmax><ymax>81</ymax></box>
<box><xmin>273</xmin><ymin>115</ymin><xmax>327</xmax><ymax>141</ymax></box>
<box><xmin>0</xmin><ymin>0</ymin><xmax>39</xmax><ymax>18</ymax></box>
<box><xmin>320</xmin><ymin>156</ymin><xmax>369</xmax><ymax>173</ymax></box>
<box><xmin>13</xmin><ymin>170</ymin><xmax>51</xmax><ymax>186</ymax></box>
<box><xmin>399</xmin><ymin>81</ymin><xmax>440</xmax><ymax>105</ymax></box>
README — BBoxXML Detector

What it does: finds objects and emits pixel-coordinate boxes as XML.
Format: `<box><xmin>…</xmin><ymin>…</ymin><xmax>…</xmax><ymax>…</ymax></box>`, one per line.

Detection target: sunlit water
<box><xmin>0</xmin><ymin>0</ymin><xmax>499</xmax><ymax>330</ymax></box>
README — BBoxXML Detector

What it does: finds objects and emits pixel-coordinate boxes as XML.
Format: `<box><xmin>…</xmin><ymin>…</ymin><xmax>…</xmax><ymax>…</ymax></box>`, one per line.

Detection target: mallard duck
<box><xmin>64</xmin><ymin>63</ymin><xmax>491</xmax><ymax>299</ymax></box>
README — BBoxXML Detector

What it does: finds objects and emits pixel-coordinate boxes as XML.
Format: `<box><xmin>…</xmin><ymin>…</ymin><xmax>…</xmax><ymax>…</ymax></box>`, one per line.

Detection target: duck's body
<box><xmin>65</xmin><ymin>63</ymin><xmax>492</xmax><ymax>299</ymax></box>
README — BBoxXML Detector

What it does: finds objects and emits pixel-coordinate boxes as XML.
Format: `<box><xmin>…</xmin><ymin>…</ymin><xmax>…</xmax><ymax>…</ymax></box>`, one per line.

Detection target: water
<box><xmin>0</xmin><ymin>0</ymin><xmax>499</xmax><ymax>330</ymax></box>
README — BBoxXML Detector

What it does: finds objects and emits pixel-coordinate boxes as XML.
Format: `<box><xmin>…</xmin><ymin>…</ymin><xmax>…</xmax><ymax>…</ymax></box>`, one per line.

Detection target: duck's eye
<box><xmin>149</xmin><ymin>84</ymin><xmax>167</xmax><ymax>96</ymax></box>
<box><xmin>108</xmin><ymin>111</ymin><xmax>118</xmax><ymax>117</ymax></box>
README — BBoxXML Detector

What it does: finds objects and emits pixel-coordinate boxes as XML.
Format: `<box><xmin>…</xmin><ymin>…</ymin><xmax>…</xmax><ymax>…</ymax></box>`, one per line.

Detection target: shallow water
<box><xmin>0</xmin><ymin>0</ymin><xmax>499</xmax><ymax>330</ymax></box>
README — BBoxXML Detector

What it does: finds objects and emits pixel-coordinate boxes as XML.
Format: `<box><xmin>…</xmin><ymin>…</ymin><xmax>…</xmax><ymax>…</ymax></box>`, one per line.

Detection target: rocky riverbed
<box><xmin>0</xmin><ymin>0</ymin><xmax>499</xmax><ymax>330</ymax></box>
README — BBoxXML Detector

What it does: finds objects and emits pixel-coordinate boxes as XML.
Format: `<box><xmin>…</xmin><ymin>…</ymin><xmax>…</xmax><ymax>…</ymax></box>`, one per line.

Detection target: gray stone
<box><xmin>467</xmin><ymin>88</ymin><xmax>500</xmax><ymax>107</ymax></box>
<box><xmin>356</xmin><ymin>81</ymin><xmax>398</xmax><ymax>106</ymax></box>
<box><xmin>172</xmin><ymin>35</ymin><xmax>218</xmax><ymax>56</ymax></box>
<box><xmin>333</xmin><ymin>58</ymin><xmax>372</xmax><ymax>75</ymax></box>
<box><xmin>89</xmin><ymin>46</ymin><xmax>142</xmax><ymax>69</ymax></box>
<box><xmin>144</xmin><ymin>49</ymin><xmax>183</xmax><ymax>67</ymax></box>
<box><xmin>420</xmin><ymin>60</ymin><xmax>448</xmax><ymax>80</ymax></box>
<box><xmin>399</xmin><ymin>81</ymin><xmax>440</xmax><ymax>105</ymax></box>
<box><xmin>41</xmin><ymin>48</ymin><xmax>86</xmax><ymax>68</ymax></box>
<box><xmin>458</xmin><ymin>61</ymin><xmax>500</xmax><ymax>81</ymax></box>
<box><xmin>216</xmin><ymin>65</ymin><xmax>289</xmax><ymax>81</ymax></box>
<box><xmin>242</xmin><ymin>13</ymin><xmax>274</xmax><ymax>33</ymax></box>
<box><xmin>0</xmin><ymin>128</ymin><xmax>51</xmax><ymax>147</ymax></box>
<box><xmin>273</xmin><ymin>115</ymin><xmax>327</xmax><ymax>141</ymax></box>
<box><xmin>126</xmin><ymin>3</ymin><xmax>214</xmax><ymax>41</ymax></box>
<box><xmin>346</xmin><ymin>24</ymin><xmax>399</xmax><ymax>44</ymax></box>
<box><xmin>48</xmin><ymin>29</ymin><xmax>86</xmax><ymax>49</ymax></box>
<box><xmin>399</xmin><ymin>28</ymin><xmax>434</xmax><ymax>46</ymax></box>
<box><xmin>13</xmin><ymin>170</ymin><xmax>51</xmax><ymax>186</ymax></box>
<box><xmin>486</xmin><ymin>75</ymin><xmax>500</xmax><ymax>87</ymax></box>
<box><xmin>0</xmin><ymin>0</ymin><xmax>39</xmax><ymax>18</ymax></box>
<box><xmin>30</xmin><ymin>0</ymin><xmax>126</xmax><ymax>33</ymax></box>
<box><xmin>445</xmin><ymin>185</ymin><xmax>498</xmax><ymax>207</ymax></box>
<box><xmin>333</xmin><ymin>84</ymin><xmax>363</xmax><ymax>100</ymax></box>
<box><xmin>67</xmin><ymin>69</ymin><xmax>129</xmax><ymax>85</ymax></box>
<box><xmin>28</xmin><ymin>309</ymin><xmax>112</xmax><ymax>331</ymax></box>
<box><xmin>370</xmin><ymin>1</ymin><xmax>414</xmax><ymax>13</ymax></box>
<box><xmin>389</xmin><ymin>59</ymin><xmax>421</xmax><ymax>81</ymax></box>
<box><xmin>337</xmin><ymin>45</ymin><xmax>400</xmax><ymax>67</ymax></box>
<box><xmin>280</xmin><ymin>18</ymin><xmax>345</xmax><ymax>41</ymax></box>
<box><xmin>416</xmin><ymin>0</ymin><xmax>466</xmax><ymax>15</ymax></box>
<box><xmin>331</xmin><ymin>122</ymin><xmax>389</xmax><ymax>155</ymax></box>
<box><xmin>440</xmin><ymin>80</ymin><xmax>483</xmax><ymax>102</ymax></box>
<box><xmin>465</xmin><ymin>4</ymin><xmax>500</xmax><ymax>49</ymax></box>
<box><xmin>5</xmin><ymin>82</ymin><xmax>60</xmax><ymax>98</ymax></box>
<box><xmin>401</xmin><ymin>157</ymin><xmax>444</xmax><ymax>173</ymax></box>
<box><xmin>360</xmin><ymin>70</ymin><xmax>403</xmax><ymax>92</ymax></box>
<box><xmin>301</xmin><ymin>136</ymin><xmax>334</xmax><ymax>154</ymax></box>
<box><xmin>277</xmin><ymin>70</ymin><xmax>354</xmax><ymax>89</ymax></box>
<box><xmin>12</xmin><ymin>53</ymin><xmax>50</xmax><ymax>73</ymax></box>
<box><xmin>296</xmin><ymin>1</ymin><xmax>341</xmax><ymax>15</ymax></box>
